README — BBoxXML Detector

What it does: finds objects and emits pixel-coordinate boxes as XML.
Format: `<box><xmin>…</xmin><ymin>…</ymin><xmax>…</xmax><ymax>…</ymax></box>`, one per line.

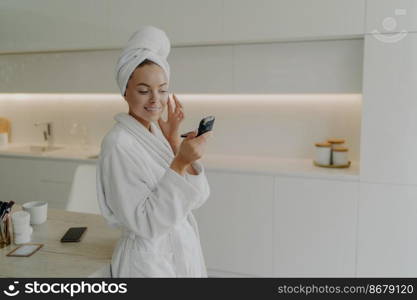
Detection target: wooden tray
<box><xmin>313</xmin><ymin>160</ymin><xmax>351</xmax><ymax>168</ymax></box>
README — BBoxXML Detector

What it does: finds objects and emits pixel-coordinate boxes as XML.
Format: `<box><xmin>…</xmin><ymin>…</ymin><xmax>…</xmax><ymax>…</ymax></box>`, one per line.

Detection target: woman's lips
<box><xmin>145</xmin><ymin>107</ymin><xmax>161</xmax><ymax>112</ymax></box>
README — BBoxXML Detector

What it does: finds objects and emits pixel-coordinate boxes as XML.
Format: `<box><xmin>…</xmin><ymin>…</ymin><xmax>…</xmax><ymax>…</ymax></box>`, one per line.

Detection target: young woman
<box><xmin>96</xmin><ymin>26</ymin><xmax>212</xmax><ymax>277</ymax></box>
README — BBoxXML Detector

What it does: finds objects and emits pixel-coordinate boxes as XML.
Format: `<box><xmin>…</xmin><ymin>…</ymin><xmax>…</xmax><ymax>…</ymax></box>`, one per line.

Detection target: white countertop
<box><xmin>0</xmin><ymin>144</ymin><xmax>359</xmax><ymax>181</ymax></box>
<box><xmin>201</xmin><ymin>154</ymin><xmax>359</xmax><ymax>181</ymax></box>
<box><xmin>0</xmin><ymin>143</ymin><xmax>100</xmax><ymax>163</ymax></box>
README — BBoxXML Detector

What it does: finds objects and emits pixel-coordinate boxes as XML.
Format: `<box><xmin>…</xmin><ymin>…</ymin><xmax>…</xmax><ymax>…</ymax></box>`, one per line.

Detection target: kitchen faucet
<box><xmin>34</xmin><ymin>122</ymin><xmax>54</xmax><ymax>148</ymax></box>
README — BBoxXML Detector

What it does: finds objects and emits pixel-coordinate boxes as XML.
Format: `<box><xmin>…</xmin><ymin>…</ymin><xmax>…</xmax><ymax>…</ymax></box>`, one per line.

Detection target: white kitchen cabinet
<box><xmin>107</xmin><ymin>0</ymin><xmax>224</xmax><ymax>47</ymax></box>
<box><xmin>193</xmin><ymin>171</ymin><xmax>274</xmax><ymax>276</ymax></box>
<box><xmin>169</xmin><ymin>45</ymin><xmax>234</xmax><ymax>93</ymax></box>
<box><xmin>1</xmin><ymin>0</ymin><xmax>366</xmax><ymax>53</ymax></box>
<box><xmin>223</xmin><ymin>0</ymin><xmax>365</xmax><ymax>43</ymax></box>
<box><xmin>0</xmin><ymin>0</ymin><xmax>109</xmax><ymax>53</ymax></box>
<box><xmin>36</xmin><ymin>160</ymin><xmax>80</xmax><ymax>208</ymax></box>
<box><xmin>37</xmin><ymin>181</ymin><xmax>72</xmax><ymax>209</ymax></box>
<box><xmin>0</xmin><ymin>156</ymin><xmax>93</xmax><ymax>209</ymax></box>
<box><xmin>232</xmin><ymin>39</ymin><xmax>364</xmax><ymax>93</ymax></box>
<box><xmin>366</xmin><ymin>0</ymin><xmax>417</xmax><ymax>34</ymax></box>
<box><xmin>360</xmin><ymin>32</ymin><xmax>417</xmax><ymax>185</ymax></box>
<box><xmin>0</xmin><ymin>157</ymin><xmax>39</xmax><ymax>204</ymax></box>
<box><xmin>274</xmin><ymin>177</ymin><xmax>358</xmax><ymax>277</ymax></box>
<box><xmin>357</xmin><ymin>182</ymin><xmax>417</xmax><ymax>277</ymax></box>
<box><xmin>0</xmin><ymin>0</ymin><xmax>224</xmax><ymax>53</ymax></box>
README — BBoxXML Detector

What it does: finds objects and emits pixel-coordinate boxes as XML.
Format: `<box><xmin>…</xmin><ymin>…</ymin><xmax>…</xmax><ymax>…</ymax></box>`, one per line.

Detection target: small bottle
<box><xmin>314</xmin><ymin>142</ymin><xmax>332</xmax><ymax>165</ymax></box>
<box><xmin>332</xmin><ymin>146</ymin><xmax>349</xmax><ymax>166</ymax></box>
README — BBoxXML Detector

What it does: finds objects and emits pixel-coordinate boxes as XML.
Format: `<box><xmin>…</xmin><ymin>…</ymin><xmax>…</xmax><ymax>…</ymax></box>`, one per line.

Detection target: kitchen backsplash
<box><xmin>0</xmin><ymin>93</ymin><xmax>361</xmax><ymax>161</ymax></box>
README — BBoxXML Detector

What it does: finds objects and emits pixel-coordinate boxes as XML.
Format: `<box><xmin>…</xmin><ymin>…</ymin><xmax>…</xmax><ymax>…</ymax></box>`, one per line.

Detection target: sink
<box><xmin>6</xmin><ymin>145</ymin><xmax>63</xmax><ymax>153</ymax></box>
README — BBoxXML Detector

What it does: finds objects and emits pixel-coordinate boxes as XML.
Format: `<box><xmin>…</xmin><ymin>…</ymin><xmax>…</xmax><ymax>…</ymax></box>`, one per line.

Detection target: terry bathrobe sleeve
<box><xmin>100</xmin><ymin>143</ymin><xmax>203</xmax><ymax>240</ymax></box>
<box><xmin>184</xmin><ymin>160</ymin><xmax>210</xmax><ymax>210</ymax></box>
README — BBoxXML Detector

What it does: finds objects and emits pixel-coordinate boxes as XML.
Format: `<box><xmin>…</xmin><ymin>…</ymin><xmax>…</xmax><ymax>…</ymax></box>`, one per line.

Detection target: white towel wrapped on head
<box><xmin>115</xmin><ymin>26</ymin><xmax>171</xmax><ymax>96</ymax></box>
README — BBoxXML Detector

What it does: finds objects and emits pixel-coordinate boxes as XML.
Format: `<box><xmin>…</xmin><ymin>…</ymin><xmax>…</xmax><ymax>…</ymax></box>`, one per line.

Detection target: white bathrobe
<box><xmin>96</xmin><ymin>112</ymin><xmax>210</xmax><ymax>277</ymax></box>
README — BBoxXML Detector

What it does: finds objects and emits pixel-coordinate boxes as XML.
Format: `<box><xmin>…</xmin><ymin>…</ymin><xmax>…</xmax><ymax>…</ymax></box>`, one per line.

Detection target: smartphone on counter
<box><xmin>60</xmin><ymin>227</ymin><xmax>87</xmax><ymax>243</ymax></box>
<box><xmin>181</xmin><ymin>116</ymin><xmax>215</xmax><ymax>138</ymax></box>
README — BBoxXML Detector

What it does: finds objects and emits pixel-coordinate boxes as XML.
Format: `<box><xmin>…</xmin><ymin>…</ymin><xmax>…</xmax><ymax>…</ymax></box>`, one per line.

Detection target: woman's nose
<box><xmin>149</xmin><ymin>92</ymin><xmax>157</xmax><ymax>102</ymax></box>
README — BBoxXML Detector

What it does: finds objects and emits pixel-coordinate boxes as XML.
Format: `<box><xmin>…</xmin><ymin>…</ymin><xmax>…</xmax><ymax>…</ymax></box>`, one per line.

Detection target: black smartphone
<box><xmin>181</xmin><ymin>116</ymin><xmax>215</xmax><ymax>138</ymax></box>
<box><xmin>60</xmin><ymin>227</ymin><xmax>87</xmax><ymax>243</ymax></box>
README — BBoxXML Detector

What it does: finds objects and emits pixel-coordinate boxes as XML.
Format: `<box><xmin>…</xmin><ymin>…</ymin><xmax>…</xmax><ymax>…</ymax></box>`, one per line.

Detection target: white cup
<box><xmin>13</xmin><ymin>222</ymin><xmax>31</xmax><ymax>234</ymax></box>
<box><xmin>22</xmin><ymin>201</ymin><xmax>48</xmax><ymax>225</ymax></box>
<box><xmin>13</xmin><ymin>226</ymin><xmax>33</xmax><ymax>245</ymax></box>
<box><xmin>11</xmin><ymin>211</ymin><xmax>30</xmax><ymax>225</ymax></box>
<box><xmin>14</xmin><ymin>233</ymin><xmax>31</xmax><ymax>244</ymax></box>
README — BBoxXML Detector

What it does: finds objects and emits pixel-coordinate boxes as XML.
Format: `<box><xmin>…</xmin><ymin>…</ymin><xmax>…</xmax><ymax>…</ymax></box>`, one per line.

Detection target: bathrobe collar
<box><xmin>114</xmin><ymin>112</ymin><xmax>174</xmax><ymax>167</ymax></box>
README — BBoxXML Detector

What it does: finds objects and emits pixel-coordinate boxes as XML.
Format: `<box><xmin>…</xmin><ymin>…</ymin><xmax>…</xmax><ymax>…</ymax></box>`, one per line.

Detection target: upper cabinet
<box><xmin>106</xmin><ymin>0</ymin><xmax>224</xmax><ymax>47</ymax></box>
<box><xmin>0</xmin><ymin>0</ymin><xmax>366</xmax><ymax>54</ymax></box>
<box><xmin>223</xmin><ymin>0</ymin><xmax>365</xmax><ymax>43</ymax></box>
<box><xmin>366</xmin><ymin>0</ymin><xmax>417</xmax><ymax>34</ymax></box>
<box><xmin>0</xmin><ymin>0</ymin><xmax>110</xmax><ymax>53</ymax></box>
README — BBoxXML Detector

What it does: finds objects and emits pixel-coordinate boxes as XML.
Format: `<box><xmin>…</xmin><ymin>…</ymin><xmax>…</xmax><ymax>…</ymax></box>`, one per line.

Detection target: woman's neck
<box><xmin>128</xmin><ymin>110</ymin><xmax>152</xmax><ymax>132</ymax></box>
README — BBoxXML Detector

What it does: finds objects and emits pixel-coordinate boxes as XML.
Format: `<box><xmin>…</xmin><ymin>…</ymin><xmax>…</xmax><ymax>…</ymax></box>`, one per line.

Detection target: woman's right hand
<box><xmin>170</xmin><ymin>130</ymin><xmax>212</xmax><ymax>175</ymax></box>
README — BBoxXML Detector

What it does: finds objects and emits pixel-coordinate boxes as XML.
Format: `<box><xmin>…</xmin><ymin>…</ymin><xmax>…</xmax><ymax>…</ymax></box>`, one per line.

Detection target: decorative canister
<box><xmin>327</xmin><ymin>138</ymin><xmax>345</xmax><ymax>146</ymax></box>
<box><xmin>327</xmin><ymin>138</ymin><xmax>345</xmax><ymax>164</ymax></box>
<box><xmin>314</xmin><ymin>142</ymin><xmax>332</xmax><ymax>165</ymax></box>
<box><xmin>332</xmin><ymin>146</ymin><xmax>349</xmax><ymax>166</ymax></box>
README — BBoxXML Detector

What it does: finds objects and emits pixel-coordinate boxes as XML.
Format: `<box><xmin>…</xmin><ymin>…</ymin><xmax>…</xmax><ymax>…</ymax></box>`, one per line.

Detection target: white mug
<box><xmin>22</xmin><ymin>201</ymin><xmax>48</xmax><ymax>225</ymax></box>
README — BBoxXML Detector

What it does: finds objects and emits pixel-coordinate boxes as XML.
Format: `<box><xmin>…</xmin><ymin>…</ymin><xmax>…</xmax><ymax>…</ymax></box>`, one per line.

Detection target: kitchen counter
<box><xmin>202</xmin><ymin>154</ymin><xmax>359</xmax><ymax>181</ymax></box>
<box><xmin>0</xmin><ymin>143</ymin><xmax>359</xmax><ymax>181</ymax></box>
<box><xmin>0</xmin><ymin>143</ymin><xmax>100</xmax><ymax>163</ymax></box>
<box><xmin>0</xmin><ymin>205</ymin><xmax>120</xmax><ymax>277</ymax></box>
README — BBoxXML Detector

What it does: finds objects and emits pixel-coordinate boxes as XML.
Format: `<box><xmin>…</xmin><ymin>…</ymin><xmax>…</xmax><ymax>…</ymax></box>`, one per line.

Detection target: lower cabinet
<box><xmin>274</xmin><ymin>177</ymin><xmax>359</xmax><ymax>277</ymax></box>
<box><xmin>195</xmin><ymin>170</ymin><xmax>359</xmax><ymax>277</ymax></box>
<box><xmin>194</xmin><ymin>171</ymin><xmax>275</xmax><ymax>277</ymax></box>
<box><xmin>357</xmin><ymin>183</ymin><xmax>417</xmax><ymax>277</ymax></box>
<box><xmin>0</xmin><ymin>156</ymin><xmax>93</xmax><ymax>209</ymax></box>
<box><xmin>0</xmin><ymin>157</ymin><xmax>39</xmax><ymax>204</ymax></box>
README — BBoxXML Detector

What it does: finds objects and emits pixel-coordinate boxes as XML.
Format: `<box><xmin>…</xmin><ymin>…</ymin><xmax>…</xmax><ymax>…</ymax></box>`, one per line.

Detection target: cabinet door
<box><xmin>37</xmin><ymin>160</ymin><xmax>81</xmax><ymax>208</ymax></box>
<box><xmin>0</xmin><ymin>0</ymin><xmax>109</xmax><ymax>53</ymax></box>
<box><xmin>193</xmin><ymin>171</ymin><xmax>274</xmax><ymax>276</ymax></box>
<box><xmin>0</xmin><ymin>157</ymin><xmax>39</xmax><ymax>204</ymax></box>
<box><xmin>223</xmin><ymin>0</ymin><xmax>365</xmax><ymax>43</ymax></box>
<box><xmin>274</xmin><ymin>177</ymin><xmax>358</xmax><ymax>276</ymax></box>
<box><xmin>360</xmin><ymin>32</ymin><xmax>417</xmax><ymax>185</ymax></box>
<box><xmin>357</xmin><ymin>182</ymin><xmax>417</xmax><ymax>277</ymax></box>
<box><xmin>108</xmin><ymin>0</ymin><xmax>224</xmax><ymax>47</ymax></box>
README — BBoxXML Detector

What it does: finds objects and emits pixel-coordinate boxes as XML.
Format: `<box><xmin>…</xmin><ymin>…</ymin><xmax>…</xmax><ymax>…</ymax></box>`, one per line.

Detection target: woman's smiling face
<box><xmin>124</xmin><ymin>62</ymin><xmax>169</xmax><ymax>129</ymax></box>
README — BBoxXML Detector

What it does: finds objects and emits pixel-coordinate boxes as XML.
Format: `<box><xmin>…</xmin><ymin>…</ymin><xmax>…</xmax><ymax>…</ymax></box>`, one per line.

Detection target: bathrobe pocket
<box><xmin>130</xmin><ymin>249</ymin><xmax>176</xmax><ymax>277</ymax></box>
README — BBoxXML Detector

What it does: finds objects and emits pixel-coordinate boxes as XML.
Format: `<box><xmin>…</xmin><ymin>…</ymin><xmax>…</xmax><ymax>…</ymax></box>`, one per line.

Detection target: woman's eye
<box><xmin>138</xmin><ymin>91</ymin><xmax>148</xmax><ymax>94</ymax></box>
<box><xmin>160</xmin><ymin>90</ymin><xmax>168</xmax><ymax>93</ymax></box>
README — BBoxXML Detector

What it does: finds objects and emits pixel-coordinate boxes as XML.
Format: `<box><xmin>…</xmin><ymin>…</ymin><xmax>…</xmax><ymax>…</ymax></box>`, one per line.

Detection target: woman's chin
<box><xmin>148</xmin><ymin>114</ymin><xmax>161</xmax><ymax>122</ymax></box>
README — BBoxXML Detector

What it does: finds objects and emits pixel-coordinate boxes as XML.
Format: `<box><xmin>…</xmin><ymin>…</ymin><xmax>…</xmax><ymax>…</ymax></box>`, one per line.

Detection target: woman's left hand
<box><xmin>158</xmin><ymin>93</ymin><xmax>184</xmax><ymax>153</ymax></box>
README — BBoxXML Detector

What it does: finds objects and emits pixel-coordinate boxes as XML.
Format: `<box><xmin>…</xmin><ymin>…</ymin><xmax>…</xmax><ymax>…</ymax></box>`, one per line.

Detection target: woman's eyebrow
<box><xmin>136</xmin><ymin>82</ymin><xmax>167</xmax><ymax>87</ymax></box>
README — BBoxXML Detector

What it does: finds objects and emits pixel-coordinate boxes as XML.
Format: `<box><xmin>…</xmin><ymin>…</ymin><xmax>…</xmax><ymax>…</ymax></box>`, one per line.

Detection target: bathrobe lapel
<box><xmin>114</xmin><ymin>112</ymin><xmax>174</xmax><ymax>168</ymax></box>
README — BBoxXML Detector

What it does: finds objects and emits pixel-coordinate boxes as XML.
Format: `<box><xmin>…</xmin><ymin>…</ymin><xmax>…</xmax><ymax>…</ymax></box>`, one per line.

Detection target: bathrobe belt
<box><xmin>121</xmin><ymin>228</ymin><xmax>188</xmax><ymax>277</ymax></box>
